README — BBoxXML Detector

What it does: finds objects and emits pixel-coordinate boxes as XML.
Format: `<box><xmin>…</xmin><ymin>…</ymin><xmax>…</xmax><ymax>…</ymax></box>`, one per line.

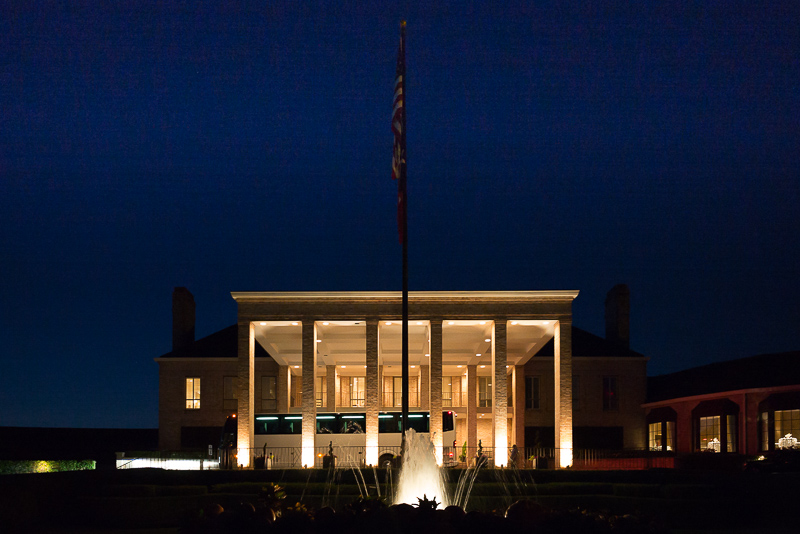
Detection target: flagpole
<box><xmin>399</xmin><ymin>20</ymin><xmax>409</xmax><ymax>449</ymax></box>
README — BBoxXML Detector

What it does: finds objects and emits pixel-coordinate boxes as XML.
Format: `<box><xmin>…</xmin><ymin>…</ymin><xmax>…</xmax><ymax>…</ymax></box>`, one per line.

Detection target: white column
<box><xmin>236</xmin><ymin>321</ymin><xmax>255</xmax><ymax>467</ymax></box>
<box><xmin>492</xmin><ymin>320</ymin><xmax>508</xmax><ymax>467</ymax></box>
<box><xmin>365</xmin><ymin>319</ymin><xmax>379</xmax><ymax>465</ymax></box>
<box><xmin>301</xmin><ymin>321</ymin><xmax>317</xmax><ymax>467</ymax></box>
<box><xmin>554</xmin><ymin>320</ymin><xmax>573</xmax><ymax>468</ymax></box>
<box><xmin>430</xmin><ymin>320</ymin><xmax>443</xmax><ymax>464</ymax></box>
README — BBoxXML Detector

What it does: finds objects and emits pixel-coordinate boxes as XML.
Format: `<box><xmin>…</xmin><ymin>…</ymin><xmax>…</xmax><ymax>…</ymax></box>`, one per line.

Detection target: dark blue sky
<box><xmin>2</xmin><ymin>2</ymin><xmax>798</xmax><ymax>428</ymax></box>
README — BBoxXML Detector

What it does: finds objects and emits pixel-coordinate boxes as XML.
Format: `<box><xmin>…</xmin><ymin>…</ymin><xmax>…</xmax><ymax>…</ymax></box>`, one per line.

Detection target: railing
<box><xmin>116</xmin><ymin>451</ymin><xmax>220</xmax><ymax>470</ymax></box>
<box><xmin>121</xmin><ymin>446</ymin><xmax>676</xmax><ymax>471</ymax></box>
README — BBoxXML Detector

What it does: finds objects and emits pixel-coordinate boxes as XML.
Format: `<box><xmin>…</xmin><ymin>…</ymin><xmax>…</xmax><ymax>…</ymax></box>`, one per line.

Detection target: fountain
<box><xmin>394</xmin><ymin>429</ymin><xmax>451</xmax><ymax>507</ymax></box>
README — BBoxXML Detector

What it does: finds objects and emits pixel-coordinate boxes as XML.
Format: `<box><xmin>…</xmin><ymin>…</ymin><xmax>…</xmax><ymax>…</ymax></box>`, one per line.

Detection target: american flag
<box><xmin>391</xmin><ymin>30</ymin><xmax>404</xmax><ymax>182</ymax></box>
<box><xmin>392</xmin><ymin>25</ymin><xmax>406</xmax><ymax>244</ymax></box>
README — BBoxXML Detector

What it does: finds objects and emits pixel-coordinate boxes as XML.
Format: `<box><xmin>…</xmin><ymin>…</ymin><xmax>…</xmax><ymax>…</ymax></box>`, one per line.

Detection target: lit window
<box><xmin>478</xmin><ymin>377</ymin><xmax>492</xmax><ymax>408</ymax></box>
<box><xmin>185</xmin><ymin>378</ymin><xmax>200</xmax><ymax>409</ymax></box>
<box><xmin>775</xmin><ymin>409</ymin><xmax>800</xmax><ymax>448</ymax></box>
<box><xmin>648</xmin><ymin>422</ymin><xmax>661</xmax><ymax>451</ymax></box>
<box><xmin>699</xmin><ymin>416</ymin><xmax>721</xmax><ymax>451</ymax></box>
<box><xmin>350</xmin><ymin>376</ymin><xmax>365</xmax><ymax>407</ymax></box>
<box><xmin>315</xmin><ymin>376</ymin><xmax>327</xmax><ymax>409</ymax></box>
<box><xmin>442</xmin><ymin>377</ymin><xmax>453</xmax><ymax>406</ymax></box>
<box><xmin>525</xmin><ymin>376</ymin><xmax>540</xmax><ymax>410</ymax></box>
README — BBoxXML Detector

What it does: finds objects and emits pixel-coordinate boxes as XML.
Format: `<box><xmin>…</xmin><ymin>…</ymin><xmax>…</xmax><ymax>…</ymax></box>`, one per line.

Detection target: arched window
<box><xmin>692</xmin><ymin>399</ymin><xmax>739</xmax><ymax>453</ymax></box>
<box><xmin>646</xmin><ymin>407</ymin><xmax>677</xmax><ymax>452</ymax></box>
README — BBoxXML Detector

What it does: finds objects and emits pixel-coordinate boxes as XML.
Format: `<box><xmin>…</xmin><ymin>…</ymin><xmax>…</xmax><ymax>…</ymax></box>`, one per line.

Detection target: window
<box><xmin>572</xmin><ymin>375</ymin><xmax>580</xmax><ymax>410</ymax></box>
<box><xmin>693</xmin><ymin>399</ymin><xmax>739</xmax><ymax>453</ymax></box>
<box><xmin>648</xmin><ymin>422</ymin><xmax>661</xmax><ymax>451</ymax></box>
<box><xmin>261</xmin><ymin>376</ymin><xmax>277</xmax><ymax>411</ymax></box>
<box><xmin>392</xmin><ymin>376</ymin><xmax>402</xmax><ymax>407</ymax></box>
<box><xmin>525</xmin><ymin>376</ymin><xmax>540</xmax><ymax>410</ymax></box>
<box><xmin>648</xmin><ymin>421</ymin><xmax>675</xmax><ymax>451</ymax></box>
<box><xmin>666</xmin><ymin>421</ymin><xmax>675</xmax><ymax>451</ymax></box>
<box><xmin>350</xmin><ymin>376</ymin><xmax>365</xmax><ymax>407</ymax></box>
<box><xmin>223</xmin><ymin>376</ymin><xmax>237</xmax><ymax>410</ymax></box>
<box><xmin>385</xmin><ymin>376</ymin><xmax>420</xmax><ymax>407</ymax></box>
<box><xmin>757</xmin><ymin>393</ymin><xmax>800</xmax><ymax>452</ymax></box>
<box><xmin>699</xmin><ymin>416</ymin><xmax>721</xmax><ymax>451</ymax></box>
<box><xmin>602</xmin><ymin>376</ymin><xmax>619</xmax><ymax>411</ymax></box>
<box><xmin>185</xmin><ymin>378</ymin><xmax>200</xmax><ymax>409</ymax></box>
<box><xmin>647</xmin><ymin>407</ymin><xmax>677</xmax><ymax>452</ymax></box>
<box><xmin>315</xmin><ymin>376</ymin><xmax>327</xmax><ymax>408</ymax></box>
<box><xmin>442</xmin><ymin>377</ymin><xmax>453</xmax><ymax>406</ymax></box>
<box><xmin>726</xmin><ymin>414</ymin><xmax>737</xmax><ymax>452</ymax></box>
<box><xmin>478</xmin><ymin>377</ymin><xmax>492</xmax><ymax>408</ymax></box>
<box><xmin>775</xmin><ymin>409</ymin><xmax>800</xmax><ymax>448</ymax></box>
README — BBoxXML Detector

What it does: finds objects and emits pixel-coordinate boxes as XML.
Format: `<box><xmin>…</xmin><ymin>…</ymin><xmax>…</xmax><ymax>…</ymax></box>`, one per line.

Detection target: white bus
<box><xmin>220</xmin><ymin>410</ymin><xmax>457</xmax><ymax>469</ymax></box>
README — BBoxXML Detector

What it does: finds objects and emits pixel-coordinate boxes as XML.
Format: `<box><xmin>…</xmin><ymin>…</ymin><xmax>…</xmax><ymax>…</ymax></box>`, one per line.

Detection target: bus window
<box><xmin>341</xmin><ymin>413</ymin><xmax>365</xmax><ymax>433</ymax></box>
<box><xmin>407</xmin><ymin>412</ymin><xmax>429</xmax><ymax>433</ymax></box>
<box><xmin>254</xmin><ymin>415</ymin><xmax>282</xmax><ymax>435</ymax></box>
<box><xmin>379</xmin><ymin>413</ymin><xmax>400</xmax><ymax>433</ymax></box>
<box><xmin>443</xmin><ymin>411</ymin><xmax>454</xmax><ymax>432</ymax></box>
<box><xmin>280</xmin><ymin>415</ymin><xmax>302</xmax><ymax>434</ymax></box>
<box><xmin>317</xmin><ymin>414</ymin><xmax>337</xmax><ymax>434</ymax></box>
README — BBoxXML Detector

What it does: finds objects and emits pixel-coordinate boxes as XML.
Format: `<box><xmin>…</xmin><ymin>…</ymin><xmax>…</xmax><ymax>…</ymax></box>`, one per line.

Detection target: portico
<box><xmin>231</xmin><ymin>291</ymin><xmax>578</xmax><ymax>468</ymax></box>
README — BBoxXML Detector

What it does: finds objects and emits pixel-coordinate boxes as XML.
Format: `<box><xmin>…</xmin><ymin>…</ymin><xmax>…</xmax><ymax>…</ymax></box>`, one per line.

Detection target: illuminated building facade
<box><xmin>157</xmin><ymin>286</ymin><xmax>647</xmax><ymax>468</ymax></box>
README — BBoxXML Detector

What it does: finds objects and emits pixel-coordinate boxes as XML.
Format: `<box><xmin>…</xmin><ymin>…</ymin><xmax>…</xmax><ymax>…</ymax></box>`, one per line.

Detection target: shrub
<box><xmin>0</xmin><ymin>459</ymin><xmax>95</xmax><ymax>474</ymax></box>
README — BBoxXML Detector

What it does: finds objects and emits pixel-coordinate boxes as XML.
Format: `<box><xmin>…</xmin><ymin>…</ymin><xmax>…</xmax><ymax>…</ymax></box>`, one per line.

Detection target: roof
<box><xmin>534</xmin><ymin>327</ymin><xmax>645</xmax><ymax>358</ymax></box>
<box><xmin>647</xmin><ymin>350</ymin><xmax>800</xmax><ymax>403</ymax></box>
<box><xmin>160</xmin><ymin>324</ymin><xmax>271</xmax><ymax>359</ymax></box>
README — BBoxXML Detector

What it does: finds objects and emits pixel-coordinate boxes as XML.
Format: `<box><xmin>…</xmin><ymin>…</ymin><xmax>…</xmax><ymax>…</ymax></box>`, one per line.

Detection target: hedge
<box><xmin>0</xmin><ymin>459</ymin><xmax>95</xmax><ymax>474</ymax></box>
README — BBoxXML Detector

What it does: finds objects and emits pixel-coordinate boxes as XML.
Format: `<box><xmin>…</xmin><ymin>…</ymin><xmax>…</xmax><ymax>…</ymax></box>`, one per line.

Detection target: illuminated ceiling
<box><xmin>253</xmin><ymin>319</ymin><xmax>555</xmax><ymax>376</ymax></box>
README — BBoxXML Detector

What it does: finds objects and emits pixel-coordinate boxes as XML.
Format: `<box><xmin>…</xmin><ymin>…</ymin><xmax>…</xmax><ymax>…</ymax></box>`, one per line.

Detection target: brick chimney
<box><xmin>172</xmin><ymin>287</ymin><xmax>195</xmax><ymax>352</ymax></box>
<box><xmin>605</xmin><ymin>284</ymin><xmax>630</xmax><ymax>351</ymax></box>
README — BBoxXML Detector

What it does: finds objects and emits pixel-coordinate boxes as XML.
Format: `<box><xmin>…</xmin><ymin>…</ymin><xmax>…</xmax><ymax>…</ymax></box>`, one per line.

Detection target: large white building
<box><xmin>157</xmin><ymin>286</ymin><xmax>647</xmax><ymax>468</ymax></box>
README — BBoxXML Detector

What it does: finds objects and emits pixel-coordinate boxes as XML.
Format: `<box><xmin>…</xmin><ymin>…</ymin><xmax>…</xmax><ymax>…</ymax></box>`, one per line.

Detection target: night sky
<box><xmin>2</xmin><ymin>2</ymin><xmax>798</xmax><ymax>429</ymax></box>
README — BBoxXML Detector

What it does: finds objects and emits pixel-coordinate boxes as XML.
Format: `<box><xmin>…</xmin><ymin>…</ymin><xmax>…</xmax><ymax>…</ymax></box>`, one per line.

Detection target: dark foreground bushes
<box><xmin>181</xmin><ymin>496</ymin><xmax>668</xmax><ymax>534</ymax></box>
